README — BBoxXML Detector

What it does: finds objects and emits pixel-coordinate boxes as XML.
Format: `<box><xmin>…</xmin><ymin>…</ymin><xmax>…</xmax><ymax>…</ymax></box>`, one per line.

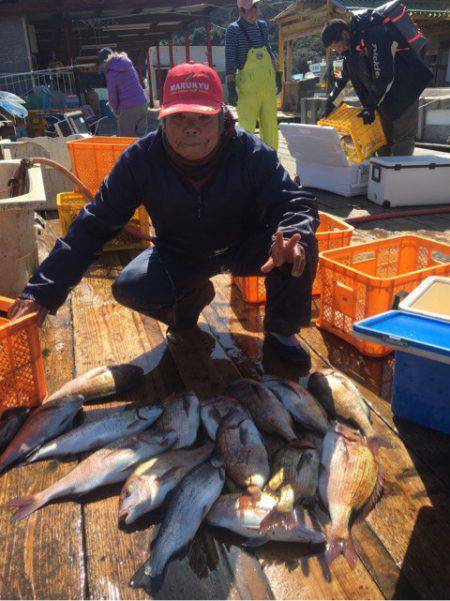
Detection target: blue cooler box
<box><xmin>353</xmin><ymin>311</ymin><xmax>450</xmax><ymax>434</ymax></box>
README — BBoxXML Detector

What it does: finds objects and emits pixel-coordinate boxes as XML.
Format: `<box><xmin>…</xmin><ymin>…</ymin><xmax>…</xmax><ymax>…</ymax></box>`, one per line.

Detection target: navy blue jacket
<box><xmin>329</xmin><ymin>14</ymin><xmax>432</xmax><ymax>119</ymax></box>
<box><xmin>22</xmin><ymin>127</ymin><xmax>319</xmax><ymax>312</ymax></box>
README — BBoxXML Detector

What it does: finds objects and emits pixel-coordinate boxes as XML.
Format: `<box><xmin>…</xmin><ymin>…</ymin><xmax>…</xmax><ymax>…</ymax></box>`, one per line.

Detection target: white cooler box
<box><xmin>368</xmin><ymin>155</ymin><xmax>450</xmax><ymax>207</ymax></box>
<box><xmin>279</xmin><ymin>122</ymin><xmax>369</xmax><ymax>197</ymax></box>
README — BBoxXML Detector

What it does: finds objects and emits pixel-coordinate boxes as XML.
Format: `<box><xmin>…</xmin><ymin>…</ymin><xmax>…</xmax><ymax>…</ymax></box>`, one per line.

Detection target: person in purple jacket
<box><xmin>98</xmin><ymin>48</ymin><xmax>148</xmax><ymax>137</ymax></box>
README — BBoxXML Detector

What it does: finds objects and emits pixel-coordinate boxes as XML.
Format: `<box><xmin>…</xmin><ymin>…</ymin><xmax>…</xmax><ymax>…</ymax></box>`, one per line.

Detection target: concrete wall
<box><xmin>0</xmin><ymin>16</ymin><xmax>32</xmax><ymax>74</ymax></box>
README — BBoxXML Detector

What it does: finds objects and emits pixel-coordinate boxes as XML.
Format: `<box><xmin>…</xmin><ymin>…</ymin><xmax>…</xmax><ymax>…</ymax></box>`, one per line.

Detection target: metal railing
<box><xmin>0</xmin><ymin>67</ymin><xmax>76</xmax><ymax>98</ymax></box>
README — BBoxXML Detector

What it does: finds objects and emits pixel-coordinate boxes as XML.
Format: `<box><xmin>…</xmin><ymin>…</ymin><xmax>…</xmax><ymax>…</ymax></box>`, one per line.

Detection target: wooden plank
<box><xmin>170</xmin><ymin>276</ymin><xmax>386</xmax><ymax>601</ymax></box>
<box><xmin>71</xmin><ymin>250</ymin><xmax>251</xmax><ymax>600</ymax></box>
<box><xmin>0</xmin><ymin>219</ymin><xmax>85</xmax><ymax>600</ymax></box>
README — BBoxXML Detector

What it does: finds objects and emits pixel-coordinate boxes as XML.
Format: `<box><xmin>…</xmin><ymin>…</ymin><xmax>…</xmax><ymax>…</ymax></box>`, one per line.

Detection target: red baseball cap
<box><xmin>159</xmin><ymin>61</ymin><xmax>224</xmax><ymax>118</ymax></box>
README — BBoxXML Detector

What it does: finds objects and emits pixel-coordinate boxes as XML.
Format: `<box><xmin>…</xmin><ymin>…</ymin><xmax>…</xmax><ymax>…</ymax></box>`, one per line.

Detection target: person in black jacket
<box><xmin>321</xmin><ymin>16</ymin><xmax>433</xmax><ymax>155</ymax></box>
<box><xmin>8</xmin><ymin>62</ymin><xmax>319</xmax><ymax>366</ymax></box>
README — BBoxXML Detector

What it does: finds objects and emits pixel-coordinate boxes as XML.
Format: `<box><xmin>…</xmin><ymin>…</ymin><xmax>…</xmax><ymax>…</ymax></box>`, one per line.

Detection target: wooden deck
<box><xmin>1</xmin><ymin>136</ymin><xmax>450</xmax><ymax>600</ymax></box>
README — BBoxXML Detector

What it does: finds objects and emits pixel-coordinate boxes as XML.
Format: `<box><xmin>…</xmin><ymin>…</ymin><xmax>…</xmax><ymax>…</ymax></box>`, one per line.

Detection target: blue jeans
<box><xmin>112</xmin><ymin>229</ymin><xmax>318</xmax><ymax>336</ymax></box>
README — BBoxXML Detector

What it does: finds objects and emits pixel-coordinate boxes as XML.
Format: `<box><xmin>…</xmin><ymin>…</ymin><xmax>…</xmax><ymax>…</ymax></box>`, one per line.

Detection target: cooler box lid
<box><xmin>370</xmin><ymin>154</ymin><xmax>450</xmax><ymax>169</ymax></box>
<box><xmin>279</xmin><ymin>122</ymin><xmax>351</xmax><ymax>168</ymax></box>
<box><xmin>399</xmin><ymin>276</ymin><xmax>450</xmax><ymax>322</ymax></box>
<box><xmin>352</xmin><ymin>310</ymin><xmax>450</xmax><ymax>365</ymax></box>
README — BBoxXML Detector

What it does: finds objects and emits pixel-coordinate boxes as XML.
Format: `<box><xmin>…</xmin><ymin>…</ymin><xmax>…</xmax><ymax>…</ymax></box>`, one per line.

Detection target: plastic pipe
<box><xmin>346</xmin><ymin>205</ymin><xmax>450</xmax><ymax>225</ymax></box>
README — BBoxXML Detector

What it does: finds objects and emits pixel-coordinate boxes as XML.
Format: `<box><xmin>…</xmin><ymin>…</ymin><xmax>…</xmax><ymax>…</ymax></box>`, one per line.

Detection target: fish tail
<box><xmin>326</xmin><ymin>531</ymin><xmax>358</xmax><ymax>569</ymax></box>
<box><xmin>367</xmin><ymin>435</ymin><xmax>394</xmax><ymax>453</ymax></box>
<box><xmin>129</xmin><ymin>561</ymin><xmax>163</xmax><ymax>594</ymax></box>
<box><xmin>7</xmin><ymin>493</ymin><xmax>46</xmax><ymax>522</ymax></box>
<box><xmin>277</xmin><ymin>485</ymin><xmax>295</xmax><ymax>513</ymax></box>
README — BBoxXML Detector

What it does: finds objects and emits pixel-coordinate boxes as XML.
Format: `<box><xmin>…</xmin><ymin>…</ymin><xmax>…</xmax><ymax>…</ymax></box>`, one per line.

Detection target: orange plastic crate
<box><xmin>0</xmin><ymin>297</ymin><xmax>46</xmax><ymax>409</ymax></box>
<box><xmin>232</xmin><ymin>212</ymin><xmax>354</xmax><ymax>303</ymax></box>
<box><xmin>67</xmin><ymin>136</ymin><xmax>137</xmax><ymax>195</ymax></box>
<box><xmin>318</xmin><ymin>235</ymin><xmax>450</xmax><ymax>357</ymax></box>
<box><xmin>57</xmin><ymin>192</ymin><xmax>150</xmax><ymax>252</ymax></box>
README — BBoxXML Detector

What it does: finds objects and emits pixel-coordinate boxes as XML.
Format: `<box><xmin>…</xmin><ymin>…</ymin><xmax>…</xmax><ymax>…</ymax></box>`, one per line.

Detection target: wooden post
<box><xmin>205</xmin><ymin>18</ymin><xmax>213</xmax><ymax>67</ymax></box>
<box><xmin>278</xmin><ymin>27</ymin><xmax>285</xmax><ymax>108</ymax></box>
<box><xmin>63</xmin><ymin>12</ymin><xmax>72</xmax><ymax>65</ymax></box>
<box><xmin>286</xmin><ymin>39</ymin><xmax>293</xmax><ymax>81</ymax></box>
<box><xmin>146</xmin><ymin>49</ymin><xmax>154</xmax><ymax>108</ymax></box>
<box><xmin>169</xmin><ymin>34</ymin><xmax>174</xmax><ymax>68</ymax></box>
<box><xmin>184</xmin><ymin>28</ymin><xmax>190</xmax><ymax>62</ymax></box>
<box><xmin>156</xmin><ymin>43</ymin><xmax>163</xmax><ymax>103</ymax></box>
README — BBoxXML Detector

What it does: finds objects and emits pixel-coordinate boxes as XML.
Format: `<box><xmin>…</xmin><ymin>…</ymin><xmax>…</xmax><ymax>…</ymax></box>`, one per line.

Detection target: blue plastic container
<box><xmin>353</xmin><ymin>311</ymin><xmax>450</xmax><ymax>434</ymax></box>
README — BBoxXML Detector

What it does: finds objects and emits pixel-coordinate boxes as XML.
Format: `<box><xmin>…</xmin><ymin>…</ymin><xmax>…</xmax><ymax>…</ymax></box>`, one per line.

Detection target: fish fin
<box><xmin>237</xmin><ymin>493</ymin><xmax>259</xmax><ymax>512</ymax></box>
<box><xmin>296</xmin><ymin>451</ymin><xmax>313</xmax><ymax>474</ymax></box>
<box><xmin>260</xmin><ymin>507</ymin><xmax>297</xmax><ymax>533</ymax></box>
<box><xmin>354</xmin><ymin>468</ymin><xmax>384</xmax><ymax>524</ymax></box>
<box><xmin>325</xmin><ymin>533</ymin><xmax>358</xmax><ymax>569</ymax></box>
<box><xmin>367</xmin><ymin>435</ymin><xmax>395</xmax><ymax>453</ymax></box>
<box><xmin>156</xmin><ymin>465</ymin><xmax>185</xmax><ymax>485</ymax></box>
<box><xmin>129</xmin><ymin>561</ymin><xmax>164</xmax><ymax>594</ymax></box>
<box><xmin>8</xmin><ymin>493</ymin><xmax>46</xmax><ymax>522</ymax></box>
<box><xmin>242</xmin><ymin>536</ymin><xmax>268</xmax><ymax>548</ymax></box>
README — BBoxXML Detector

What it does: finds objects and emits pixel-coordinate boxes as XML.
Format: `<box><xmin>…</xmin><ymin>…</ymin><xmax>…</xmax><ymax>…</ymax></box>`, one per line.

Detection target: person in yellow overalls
<box><xmin>225</xmin><ymin>0</ymin><xmax>282</xmax><ymax>150</ymax></box>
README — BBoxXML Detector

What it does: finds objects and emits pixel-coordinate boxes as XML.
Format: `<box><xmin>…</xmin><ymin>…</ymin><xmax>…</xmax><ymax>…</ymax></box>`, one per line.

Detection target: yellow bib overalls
<box><xmin>236</xmin><ymin>44</ymin><xmax>278</xmax><ymax>151</ymax></box>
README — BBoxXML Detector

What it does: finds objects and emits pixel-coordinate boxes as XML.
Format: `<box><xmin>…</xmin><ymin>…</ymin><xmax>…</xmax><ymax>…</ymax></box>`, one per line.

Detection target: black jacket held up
<box><xmin>21</xmin><ymin>127</ymin><xmax>319</xmax><ymax>312</ymax></box>
<box><xmin>329</xmin><ymin>13</ymin><xmax>433</xmax><ymax>120</ymax></box>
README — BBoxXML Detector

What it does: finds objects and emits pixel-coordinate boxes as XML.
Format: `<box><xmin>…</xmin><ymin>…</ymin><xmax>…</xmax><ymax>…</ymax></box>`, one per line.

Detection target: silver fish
<box><xmin>27</xmin><ymin>404</ymin><xmax>162</xmax><ymax>463</ymax></box>
<box><xmin>8</xmin><ymin>428</ymin><xmax>176</xmax><ymax>522</ymax></box>
<box><xmin>129</xmin><ymin>457</ymin><xmax>225</xmax><ymax>594</ymax></box>
<box><xmin>207</xmin><ymin>492</ymin><xmax>326</xmax><ymax>546</ymax></box>
<box><xmin>225</xmin><ymin>378</ymin><xmax>297</xmax><ymax>442</ymax></box>
<box><xmin>156</xmin><ymin>392</ymin><xmax>200</xmax><ymax>449</ymax></box>
<box><xmin>0</xmin><ymin>396</ymin><xmax>83</xmax><ymax>474</ymax></box>
<box><xmin>0</xmin><ymin>407</ymin><xmax>31</xmax><ymax>452</ymax></box>
<box><xmin>119</xmin><ymin>441</ymin><xmax>215</xmax><ymax>525</ymax></box>
<box><xmin>200</xmin><ymin>396</ymin><xmax>247</xmax><ymax>440</ymax></box>
<box><xmin>261</xmin><ymin>375</ymin><xmax>330</xmax><ymax>434</ymax></box>
<box><xmin>45</xmin><ymin>363</ymin><xmax>144</xmax><ymax>403</ymax></box>
<box><xmin>308</xmin><ymin>368</ymin><xmax>391</xmax><ymax>448</ymax></box>
<box><xmin>217</xmin><ymin>409</ymin><xmax>270</xmax><ymax>493</ymax></box>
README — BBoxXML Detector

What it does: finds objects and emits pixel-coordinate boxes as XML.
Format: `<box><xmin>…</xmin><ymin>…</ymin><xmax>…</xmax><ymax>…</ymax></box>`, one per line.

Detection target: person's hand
<box><xmin>322</xmin><ymin>99</ymin><xmax>335</xmax><ymax>119</ymax></box>
<box><xmin>276</xmin><ymin>71</ymin><xmax>283</xmax><ymax>95</ymax></box>
<box><xmin>357</xmin><ymin>107</ymin><xmax>376</xmax><ymax>125</ymax></box>
<box><xmin>7</xmin><ymin>298</ymin><xmax>49</xmax><ymax>327</ymax></box>
<box><xmin>261</xmin><ymin>231</ymin><xmax>306</xmax><ymax>278</ymax></box>
<box><xmin>227</xmin><ymin>81</ymin><xmax>238</xmax><ymax>106</ymax></box>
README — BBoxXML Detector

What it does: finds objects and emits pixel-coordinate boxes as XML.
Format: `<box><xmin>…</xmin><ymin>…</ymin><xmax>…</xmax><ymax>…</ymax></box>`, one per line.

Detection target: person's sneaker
<box><xmin>264</xmin><ymin>331</ymin><xmax>311</xmax><ymax>366</ymax></box>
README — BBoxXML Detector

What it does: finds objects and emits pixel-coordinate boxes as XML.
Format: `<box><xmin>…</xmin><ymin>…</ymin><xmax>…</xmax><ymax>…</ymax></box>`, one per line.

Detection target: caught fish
<box><xmin>266</xmin><ymin>444</ymin><xmax>320</xmax><ymax>514</ymax></box>
<box><xmin>308</xmin><ymin>368</ymin><xmax>391</xmax><ymax>449</ymax></box>
<box><xmin>217</xmin><ymin>409</ymin><xmax>269</xmax><ymax>494</ymax></box>
<box><xmin>200</xmin><ymin>396</ymin><xmax>247</xmax><ymax>440</ymax></box>
<box><xmin>0</xmin><ymin>396</ymin><xmax>83</xmax><ymax>475</ymax></box>
<box><xmin>261</xmin><ymin>375</ymin><xmax>330</xmax><ymax>434</ymax></box>
<box><xmin>207</xmin><ymin>492</ymin><xmax>326</xmax><ymax>546</ymax></box>
<box><xmin>119</xmin><ymin>441</ymin><xmax>215</xmax><ymax>525</ymax></box>
<box><xmin>129</xmin><ymin>457</ymin><xmax>225</xmax><ymax>594</ymax></box>
<box><xmin>0</xmin><ymin>407</ymin><xmax>31</xmax><ymax>452</ymax></box>
<box><xmin>27</xmin><ymin>404</ymin><xmax>162</xmax><ymax>463</ymax></box>
<box><xmin>8</xmin><ymin>428</ymin><xmax>176</xmax><ymax>522</ymax></box>
<box><xmin>225</xmin><ymin>378</ymin><xmax>297</xmax><ymax>442</ymax></box>
<box><xmin>44</xmin><ymin>363</ymin><xmax>144</xmax><ymax>403</ymax></box>
<box><xmin>156</xmin><ymin>392</ymin><xmax>200</xmax><ymax>449</ymax></box>
<box><xmin>319</xmin><ymin>423</ymin><xmax>383</xmax><ymax>568</ymax></box>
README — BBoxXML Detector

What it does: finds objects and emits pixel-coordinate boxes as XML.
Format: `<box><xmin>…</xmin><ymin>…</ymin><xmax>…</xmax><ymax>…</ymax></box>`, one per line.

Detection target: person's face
<box><xmin>242</xmin><ymin>5</ymin><xmax>259</xmax><ymax>23</ymax></box>
<box><xmin>330</xmin><ymin>30</ymin><xmax>351</xmax><ymax>53</ymax></box>
<box><xmin>164</xmin><ymin>112</ymin><xmax>221</xmax><ymax>161</ymax></box>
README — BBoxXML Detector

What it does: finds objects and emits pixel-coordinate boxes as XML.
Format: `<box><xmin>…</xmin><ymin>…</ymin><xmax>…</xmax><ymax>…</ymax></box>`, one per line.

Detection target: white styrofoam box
<box><xmin>368</xmin><ymin>155</ymin><xmax>450</xmax><ymax>207</ymax></box>
<box><xmin>279</xmin><ymin>122</ymin><xmax>369</xmax><ymax>197</ymax></box>
<box><xmin>399</xmin><ymin>276</ymin><xmax>450</xmax><ymax>322</ymax></box>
